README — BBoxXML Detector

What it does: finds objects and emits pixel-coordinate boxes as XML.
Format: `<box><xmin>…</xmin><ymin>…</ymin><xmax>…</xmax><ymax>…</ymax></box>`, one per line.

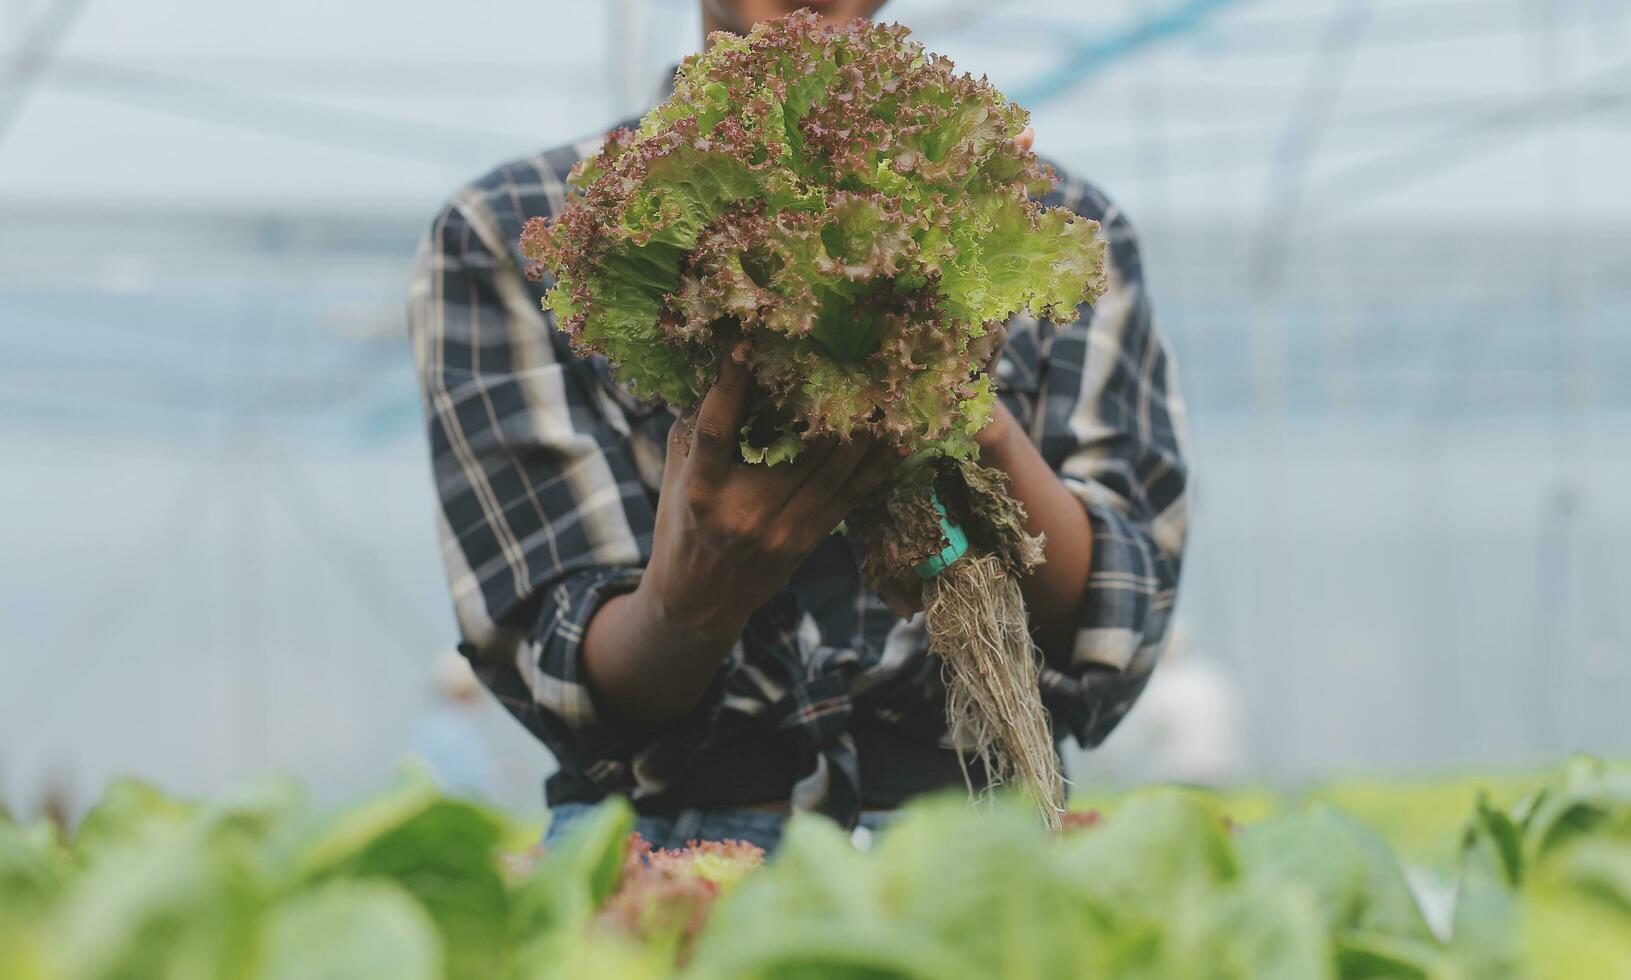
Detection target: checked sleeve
<box><xmin>1004</xmin><ymin>177</ymin><xmax>1190</xmax><ymax>748</ymax></box>
<box><xmin>408</xmin><ymin>182</ymin><xmax>720</xmax><ymax>798</ymax></box>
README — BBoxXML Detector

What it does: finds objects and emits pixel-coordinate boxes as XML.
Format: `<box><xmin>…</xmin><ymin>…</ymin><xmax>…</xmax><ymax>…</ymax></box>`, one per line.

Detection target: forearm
<box><xmin>580</xmin><ymin>352</ymin><xmax>903</xmax><ymax>731</ymax></box>
<box><xmin>976</xmin><ymin>404</ymin><xmax>1094</xmax><ymax>662</ymax></box>
<box><xmin>581</xmin><ymin>583</ymin><xmax>745</xmax><ymax>727</ymax></box>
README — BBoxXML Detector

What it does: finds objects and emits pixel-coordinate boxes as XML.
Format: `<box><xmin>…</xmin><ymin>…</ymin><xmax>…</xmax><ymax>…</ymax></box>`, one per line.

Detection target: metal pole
<box><xmin>605</xmin><ymin>0</ymin><xmax>650</xmax><ymax>121</ymax></box>
<box><xmin>0</xmin><ymin>0</ymin><xmax>91</xmax><ymax>151</ymax></box>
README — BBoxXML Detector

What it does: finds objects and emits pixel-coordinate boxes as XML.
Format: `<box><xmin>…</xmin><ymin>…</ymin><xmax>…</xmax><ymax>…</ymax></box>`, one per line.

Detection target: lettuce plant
<box><xmin>521</xmin><ymin>11</ymin><xmax>1104</xmax><ymax>464</ymax></box>
<box><xmin>595</xmin><ymin>836</ymin><xmax>764</xmax><ymax>963</ymax></box>
<box><xmin>4</xmin><ymin>761</ymin><xmax>1631</xmax><ymax>978</ymax></box>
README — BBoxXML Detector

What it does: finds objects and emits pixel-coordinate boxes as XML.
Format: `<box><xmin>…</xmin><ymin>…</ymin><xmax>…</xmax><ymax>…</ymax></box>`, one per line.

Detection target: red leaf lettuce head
<box><xmin>521</xmin><ymin>11</ymin><xmax>1107</xmax><ymax>462</ymax></box>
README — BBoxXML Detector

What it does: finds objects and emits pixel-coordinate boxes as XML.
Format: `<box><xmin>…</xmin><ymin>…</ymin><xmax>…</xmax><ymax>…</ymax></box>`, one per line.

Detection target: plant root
<box><xmin>924</xmin><ymin>551</ymin><xmax>1065</xmax><ymax>826</ymax></box>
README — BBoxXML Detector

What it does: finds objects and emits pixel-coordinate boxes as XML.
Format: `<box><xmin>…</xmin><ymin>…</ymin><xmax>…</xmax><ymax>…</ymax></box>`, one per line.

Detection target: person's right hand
<box><xmin>634</xmin><ymin>346</ymin><xmax>904</xmax><ymax>635</ymax></box>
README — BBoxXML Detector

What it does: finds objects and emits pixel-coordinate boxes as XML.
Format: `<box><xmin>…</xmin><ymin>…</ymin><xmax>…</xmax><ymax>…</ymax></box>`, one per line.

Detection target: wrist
<box><xmin>630</xmin><ymin>575</ymin><xmax>747</xmax><ymax>643</ymax></box>
<box><xmin>975</xmin><ymin>401</ymin><xmax>1024</xmax><ymax>462</ymax></box>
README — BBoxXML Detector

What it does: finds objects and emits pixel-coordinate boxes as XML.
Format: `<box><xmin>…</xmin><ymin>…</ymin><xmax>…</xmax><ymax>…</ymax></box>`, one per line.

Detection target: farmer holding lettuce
<box><xmin>410</xmin><ymin>0</ymin><xmax>1188</xmax><ymax>851</ymax></box>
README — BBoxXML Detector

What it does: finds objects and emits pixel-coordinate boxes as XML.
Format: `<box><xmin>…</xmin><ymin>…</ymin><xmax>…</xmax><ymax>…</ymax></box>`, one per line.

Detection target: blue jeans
<box><xmin>543</xmin><ymin>802</ymin><xmax>893</xmax><ymax>853</ymax></box>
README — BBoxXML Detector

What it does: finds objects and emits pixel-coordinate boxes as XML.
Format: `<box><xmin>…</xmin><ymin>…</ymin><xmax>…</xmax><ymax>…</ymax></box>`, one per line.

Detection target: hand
<box><xmin>635</xmin><ymin>347</ymin><xmax>904</xmax><ymax>634</ymax></box>
<box><xmin>635</xmin><ymin>124</ymin><xmax>1038</xmax><ymax>633</ymax></box>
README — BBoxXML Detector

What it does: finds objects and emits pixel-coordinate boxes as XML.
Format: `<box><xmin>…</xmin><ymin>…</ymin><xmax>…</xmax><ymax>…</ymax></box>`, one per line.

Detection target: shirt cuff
<box><xmin>1044</xmin><ymin>478</ymin><xmax>1180</xmax><ymax>746</ymax></box>
<box><xmin>525</xmin><ymin>567</ymin><xmax>729</xmax><ymax>799</ymax></box>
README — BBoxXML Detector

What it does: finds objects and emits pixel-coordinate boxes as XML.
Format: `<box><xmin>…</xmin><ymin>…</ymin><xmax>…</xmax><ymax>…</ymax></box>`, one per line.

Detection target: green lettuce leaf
<box><xmin>71</xmin><ymin>779</ymin><xmax>195</xmax><ymax>862</ymax></box>
<box><xmin>286</xmin><ymin>771</ymin><xmax>511</xmax><ymax>980</ymax></box>
<box><xmin>47</xmin><ymin>819</ymin><xmax>265</xmax><ymax>980</ymax></box>
<box><xmin>1521</xmin><ymin>839</ymin><xmax>1631</xmax><ymax>979</ymax></box>
<box><xmin>511</xmin><ymin>797</ymin><xmax>634</xmax><ymax>937</ymax></box>
<box><xmin>0</xmin><ymin>820</ymin><xmax>70</xmax><ymax>915</ymax></box>
<box><xmin>258</xmin><ymin>882</ymin><xmax>442</xmax><ymax>980</ymax></box>
<box><xmin>1238</xmin><ymin>804</ymin><xmax>1436</xmax><ymax>943</ymax></box>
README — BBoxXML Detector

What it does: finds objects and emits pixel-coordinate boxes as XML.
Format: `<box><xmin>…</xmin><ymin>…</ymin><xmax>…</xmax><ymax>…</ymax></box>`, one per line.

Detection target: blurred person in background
<box><xmin>409</xmin><ymin>0</ymin><xmax>1188</xmax><ymax>851</ymax></box>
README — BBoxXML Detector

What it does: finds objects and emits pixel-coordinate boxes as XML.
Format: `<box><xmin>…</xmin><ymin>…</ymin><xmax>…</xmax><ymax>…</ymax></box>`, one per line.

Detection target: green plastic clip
<box><xmin>914</xmin><ymin>494</ymin><xmax>969</xmax><ymax>580</ymax></box>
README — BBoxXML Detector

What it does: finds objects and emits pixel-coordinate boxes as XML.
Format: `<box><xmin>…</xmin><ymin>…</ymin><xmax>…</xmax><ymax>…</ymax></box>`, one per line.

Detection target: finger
<box><xmin>662</xmin><ymin>415</ymin><xmax>691</xmax><ymax>493</ymax></box>
<box><xmin>1015</xmin><ymin>126</ymin><xmax>1035</xmax><ymax>151</ymax></box>
<box><xmin>751</xmin><ymin>434</ymin><xmax>843</xmax><ymax>513</ymax></box>
<box><xmin>788</xmin><ymin>434</ymin><xmax>843</xmax><ymax>476</ymax></box>
<box><xmin>690</xmin><ymin>355</ymin><xmax>752</xmax><ymax>485</ymax></box>
<box><xmin>812</xmin><ymin>442</ymin><xmax>906</xmax><ymax>532</ymax></box>
<box><xmin>782</xmin><ymin>434</ymin><xmax>875</xmax><ymax>521</ymax></box>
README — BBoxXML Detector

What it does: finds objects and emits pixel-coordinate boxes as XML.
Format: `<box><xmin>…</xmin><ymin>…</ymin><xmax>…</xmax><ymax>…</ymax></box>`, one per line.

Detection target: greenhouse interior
<box><xmin>2</xmin><ymin>0</ymin><xmax>1629</xmax><ymax>976</ymax></box>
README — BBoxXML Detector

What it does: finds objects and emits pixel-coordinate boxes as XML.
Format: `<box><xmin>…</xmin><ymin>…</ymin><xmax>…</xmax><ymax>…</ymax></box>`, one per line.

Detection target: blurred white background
<box><xmin>3</xmin><ymin>0</ymin><xmax>1629</xmax><ymax>818</ymax></box>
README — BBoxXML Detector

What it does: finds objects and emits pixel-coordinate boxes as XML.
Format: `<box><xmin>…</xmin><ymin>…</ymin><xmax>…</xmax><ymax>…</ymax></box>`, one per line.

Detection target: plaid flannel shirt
<box><xmin>409</xmin><ymin>109</ymin><xmax>1189</xmax><ymax>827</ymax></box>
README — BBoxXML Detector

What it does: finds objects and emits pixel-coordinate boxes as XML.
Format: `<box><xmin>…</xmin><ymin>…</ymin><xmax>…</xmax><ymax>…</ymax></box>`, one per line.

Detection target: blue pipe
<box><xmin>1011</xmin><ymin>0</ymin><xmax>1253</xmax><ymax>106</ymax></box>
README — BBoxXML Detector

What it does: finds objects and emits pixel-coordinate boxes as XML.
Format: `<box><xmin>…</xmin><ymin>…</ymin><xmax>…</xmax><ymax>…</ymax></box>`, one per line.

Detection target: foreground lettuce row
<box><xmin>1</xmin><ymin>758</ymin><xmax>1628</xmax><ymax>979</ymax></box>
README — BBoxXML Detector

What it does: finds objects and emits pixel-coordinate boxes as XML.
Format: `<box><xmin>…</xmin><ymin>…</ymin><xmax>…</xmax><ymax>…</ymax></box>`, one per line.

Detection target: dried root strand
<box><xmin>924</xmin><ymin>551</ymin><xmax>1066</xmax><ymax>826</ymax></box>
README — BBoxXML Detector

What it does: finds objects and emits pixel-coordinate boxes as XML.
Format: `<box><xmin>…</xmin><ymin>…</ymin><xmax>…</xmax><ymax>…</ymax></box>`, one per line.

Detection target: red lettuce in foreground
<box><xmin>595</xmin><ymin>835</ymin><xmax>763</xmax><ymax>963</ymax></box>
